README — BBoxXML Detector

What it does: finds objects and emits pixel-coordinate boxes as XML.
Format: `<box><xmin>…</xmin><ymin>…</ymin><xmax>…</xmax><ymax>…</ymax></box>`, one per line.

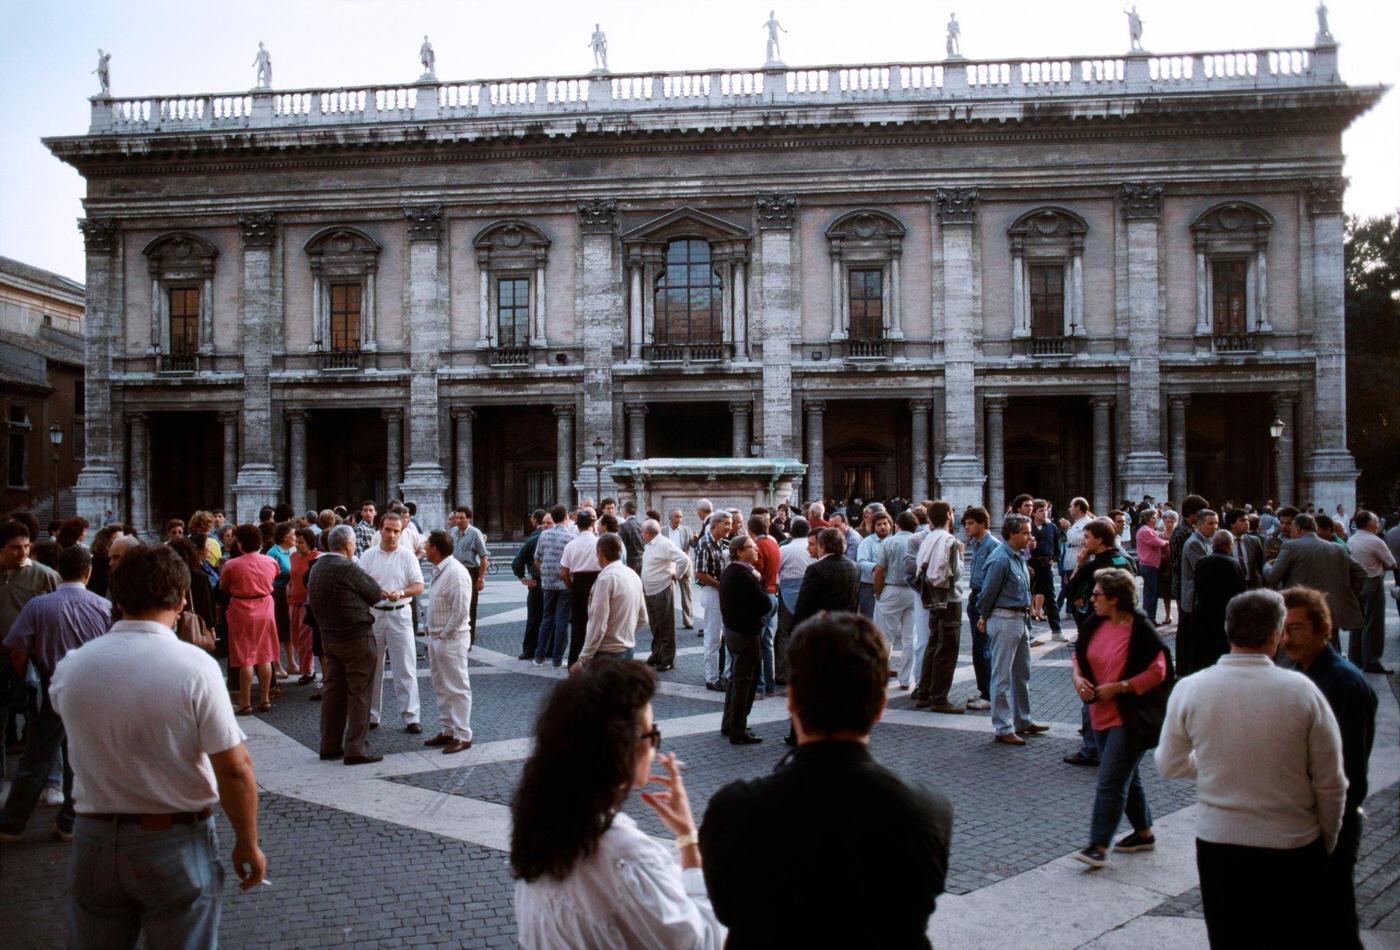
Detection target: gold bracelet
<box><xmin>674</xmin><ymin>832</ymin><xmax>699</xmax><ymax>850</ymax></box>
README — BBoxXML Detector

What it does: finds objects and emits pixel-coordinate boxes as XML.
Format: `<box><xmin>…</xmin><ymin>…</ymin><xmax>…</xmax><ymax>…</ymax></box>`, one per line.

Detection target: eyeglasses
<box><xmin>638</xmin><ymin>726</ymin><xmax>661</xmax><ymax>750</ymax></box>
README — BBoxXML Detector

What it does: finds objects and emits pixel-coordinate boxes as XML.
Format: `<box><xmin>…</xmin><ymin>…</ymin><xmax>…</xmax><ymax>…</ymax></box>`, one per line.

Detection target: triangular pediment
<box><xmin>621</xmin><ymin>207</ymin><xmax>751</xmax><ymax>244</ymax></box>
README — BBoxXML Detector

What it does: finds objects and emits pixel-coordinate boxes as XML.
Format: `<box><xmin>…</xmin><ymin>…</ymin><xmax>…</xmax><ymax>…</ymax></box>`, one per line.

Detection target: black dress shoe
<box><xmin>517</xmin><ymin>652</ymin><xmax>533</xmax><ymax>661</ymax></box>
<box><xmin>319</xmin><ymin>751</ymin><xmax>344</xmax><ymax>761</ymax></box>
<box><xmin>369</xmin><ymin>722</ymin><xmax>379</xmax><ymax>730</ymax></box>
<box><xmin>1063</xmin><ymin>752</ymin><xmax>1099</xmax><ymax>767</ymax></box>
<box><xmin>705</xmin><ymin>681</ymin><xmax>724</xmax><ymax>692</ymax></box>
<box><xmin>730</xmin><ymin>731</ymin><xmax>763</xmax><ymax>745</ymax></box>
<box><xmin>655</xmin><ymin>664</ymin><xmax>674</xmax><ymax>672</ymax></box>
<box><xmin>1363</xmin><ymin>663</ymin><xmax>1394</xmax><ymax>675</ymax></box>
<box><xmin>405</xmin><ymin>723</ymin><xmax>423</xmax><ymax>735</ymax></box>
<box><xmin>343</xmin><ymin>754</ymin><xmax>384</xmax><ymax>766</ymax></box>
<box><xmin>784</xmin><ymin>733</ymin><xmax>796</xmax><ymax>747</ymax></box>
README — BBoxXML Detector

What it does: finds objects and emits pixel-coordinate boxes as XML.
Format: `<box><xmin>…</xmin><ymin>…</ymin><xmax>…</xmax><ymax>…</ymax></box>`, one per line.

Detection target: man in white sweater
<box><xmin>1156</xmin><ymin>588</ymin><xmax>1346</xmax><ymax>948</ymax></box>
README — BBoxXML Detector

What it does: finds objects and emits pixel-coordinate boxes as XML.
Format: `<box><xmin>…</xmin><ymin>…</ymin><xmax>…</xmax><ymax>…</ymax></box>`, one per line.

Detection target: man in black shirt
<box><xmin>700</xmin><ymin>612</ymin><xmax>953</xmax><ymax>947</ymax></box>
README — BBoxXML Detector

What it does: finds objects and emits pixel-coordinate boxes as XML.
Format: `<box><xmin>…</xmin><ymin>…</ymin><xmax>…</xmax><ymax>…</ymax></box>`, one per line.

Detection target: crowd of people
<box><xmin>1</xmin><ymin>481</ymin><xmax>1396</xmax><ymax>947</ymax></box>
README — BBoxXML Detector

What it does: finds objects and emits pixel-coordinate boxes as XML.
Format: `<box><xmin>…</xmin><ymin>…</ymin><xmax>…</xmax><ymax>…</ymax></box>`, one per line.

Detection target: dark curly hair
<box><xmin>510</xmin><ymin>661</ymin><xmax>658</xmax><ymax>882</ymax></box>
<box><xmin>233</xmin><ymin>523</ymin><xmax>263</xmax><ymax>556</ymax></box>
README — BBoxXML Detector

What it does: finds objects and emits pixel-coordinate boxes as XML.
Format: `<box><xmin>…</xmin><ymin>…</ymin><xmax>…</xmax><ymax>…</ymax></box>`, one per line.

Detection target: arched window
<box><xmin>142</xmin><ymin>232</ymin><xmax>218</xmax><ymax>372</ymax></box>
<box><xmin>654</xmin><ymin>239</ymin><xmax>723</xmax><ymax>345</ymax></box>
<box><xmin>824</xmin><ymin>210</ymin><xmax>906</xmax><ymax>353</ymax></box>
<box><xmin>1006</xmin><ymin>207</ymin><xmax>1088</xmax><ymax>357</ymax></box>
<box><xmin>473</xmin><ymin>219</ymin><xmax>552</xmax><ymax>356</ymax></box>
<box><xmin>1190</xmin><ymin>201</ymin><xmax>1273</xmax><ymax>351</ymax></box>
<box><xmin>304</xmin><ymin>226</ymin><xmax>382</xmax><ymax>370</ymax></box>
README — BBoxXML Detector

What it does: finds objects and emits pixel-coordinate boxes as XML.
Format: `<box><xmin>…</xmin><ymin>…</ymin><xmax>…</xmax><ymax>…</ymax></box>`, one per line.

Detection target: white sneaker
<box><xmin>966</xmin><ymin>697</ymin><xmax>991</xmax><ymax>710</ymax></box>
<box><xmin>41</xmin><ymin>786</ymin><xmax>64</xmax><ymax>807</ymax></box>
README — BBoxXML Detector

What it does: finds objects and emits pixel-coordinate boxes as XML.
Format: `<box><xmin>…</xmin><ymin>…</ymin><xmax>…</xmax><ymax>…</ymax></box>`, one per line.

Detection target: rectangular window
<box><xmin>74</xmin><ymin>380</ymin><xmax>85</xmax><ymax>416</ymax></box>
<box><xmin>168</xmin><ymin>287</ymin><xmax>200</xmax><ymax>354</ymax></box>
<box><xmin>496</xmin><ymin>277</ymin><xmax>531</xmax><ymax>347</ymax></box>
<box><xmin>1029</xmin><ymin>263</ymin><xmax>1065</xmax><ymax>338</ymax></box>
<box><xmin>1211</xmin><ymin>259</ymin><xmax>1248</xmax><ymax>334</ymax></box>
<box><xmin>6</xmin><ymin>432</ymin><xmax>25</xmax><ymax>488</ymax></box>
<box><xmin>7</xmin><ymin>405</ymin><xmax>27</xmax><ymax>425</ymax></box>
<box><xmin>840</xmin><ymin>465</ymin><xmax>876</xmax><ymax>503</ymax></box>
<box><xmin>848</xmin><ymin>269</ymin><xmax>884</xmax><ymax>339</ymax></box>
<box><xmin>329</xmin><ymin>282</ymin><xmax>362</xmax><ymax>352</ymax></box>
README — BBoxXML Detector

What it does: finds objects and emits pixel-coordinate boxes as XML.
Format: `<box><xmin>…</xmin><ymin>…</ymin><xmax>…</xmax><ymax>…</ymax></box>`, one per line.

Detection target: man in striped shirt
<box><xmin>423</xmin><ymin>531</ymin><xmax>472</xmax><ymax>754</ymax></box>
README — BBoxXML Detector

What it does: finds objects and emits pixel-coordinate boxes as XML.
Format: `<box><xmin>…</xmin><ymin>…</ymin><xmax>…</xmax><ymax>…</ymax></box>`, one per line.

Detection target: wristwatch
<box><xmin>674</xmin><ymin>831</ymin><xmax>699</xmax><ymax>849</ymax></box>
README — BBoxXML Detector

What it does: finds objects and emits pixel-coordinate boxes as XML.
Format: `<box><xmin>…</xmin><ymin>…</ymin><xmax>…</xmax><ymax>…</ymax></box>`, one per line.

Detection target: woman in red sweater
<box><xmin>1071</xmin><ymin>567</ymin><xmax>1175</xmax><ymax>868</ymax></box>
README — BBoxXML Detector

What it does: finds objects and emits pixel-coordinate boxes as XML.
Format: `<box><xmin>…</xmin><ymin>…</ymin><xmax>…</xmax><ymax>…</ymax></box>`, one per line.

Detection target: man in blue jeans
<box><xmin>531</xmin><ymin>504</ymin><xmax>574</xmax><ymax>667</ymax></box>
<box><xmin>960</xmin><ymin>507</ymin><xmax>998</xmax><ymax>710</ymax></box>
<box><xmin>975</xmin><ymin>515</ymin><xmax>1048</xmax><ymax>745</ymax></box>
<box><xmin>50</xmin><ymin>543</ymin><xmax>265</xmax><ymax>947</ymax></box>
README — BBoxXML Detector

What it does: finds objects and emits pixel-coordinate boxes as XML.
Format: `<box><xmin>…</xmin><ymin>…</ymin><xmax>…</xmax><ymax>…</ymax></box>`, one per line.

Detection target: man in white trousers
<box><xmin>422</xmin><ymin>530</ymin><xmax>473</xmax><ymax>754</ymax></box>
<box><xmin>358</xmin><ymin>512</ymin><xmax>424</xmax><ymax>734</ymax></box>
<box><xmin>873</xmin><ymin>510</ymin><xmax>920</xmax><ymax>685</ymax></box>
<box><xmin>694</xmin><ymin>513</ymin><xmax>732</xmax><ymax>691</ymax></box>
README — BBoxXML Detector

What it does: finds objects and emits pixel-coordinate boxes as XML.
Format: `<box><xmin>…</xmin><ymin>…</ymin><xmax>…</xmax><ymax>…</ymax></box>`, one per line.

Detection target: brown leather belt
<box><xmin>84</xmin><ymin>807</ymin><xmax>213</xmax><ymax>830</ymax></box>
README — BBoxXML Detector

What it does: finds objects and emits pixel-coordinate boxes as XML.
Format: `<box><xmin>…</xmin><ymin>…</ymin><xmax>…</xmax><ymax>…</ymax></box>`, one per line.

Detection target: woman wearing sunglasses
<box><xmin>512</xmin><ymin>661</ymin><xmax>723</xmax><ymax>948</ymax></box>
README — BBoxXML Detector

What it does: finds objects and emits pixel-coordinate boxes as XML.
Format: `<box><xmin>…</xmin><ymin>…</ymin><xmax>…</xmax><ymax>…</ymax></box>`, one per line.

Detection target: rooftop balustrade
<box><xmin>84</xmin><ymin>45</ymin><xmax>1338</xmax><ymax>136</ymax></box>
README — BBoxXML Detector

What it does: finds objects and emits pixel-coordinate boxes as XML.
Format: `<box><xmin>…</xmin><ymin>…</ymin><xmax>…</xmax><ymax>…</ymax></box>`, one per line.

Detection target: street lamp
<box><xmin>48</xmin><ymin>423</ymin><xmax>64</xmax><ymax>523</ymax></box>
<box><xmin>1268</xmin><ymin>413</ymin><xmax>1286</xmax><ymax>439</ymax></box>
<box><xmin>592</xmin><ymin>437</ymin><xmax>606</xmax><ymax>501</ymax></box>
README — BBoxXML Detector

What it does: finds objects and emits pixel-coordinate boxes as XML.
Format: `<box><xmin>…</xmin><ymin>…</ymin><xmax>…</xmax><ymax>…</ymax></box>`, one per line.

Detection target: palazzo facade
<box><xmin>45</xmin><ymin>40</ymin><xmax>1381</xmax><ymax>538</ymax></box>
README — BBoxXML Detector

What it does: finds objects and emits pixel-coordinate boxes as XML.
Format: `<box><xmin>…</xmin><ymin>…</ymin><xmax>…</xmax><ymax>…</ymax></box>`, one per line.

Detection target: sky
<box><xmin>1</xmin><ymin>0</ymin><xmax>1395</xmax><ymax>283</ymax></box>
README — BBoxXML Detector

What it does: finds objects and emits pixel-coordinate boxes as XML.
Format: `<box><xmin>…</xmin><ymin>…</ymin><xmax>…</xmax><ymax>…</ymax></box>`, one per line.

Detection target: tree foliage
<box><xmin>1345</xmin><ymin>213</ymin><xmax>1400</xmax><ymax>509</ymax></box>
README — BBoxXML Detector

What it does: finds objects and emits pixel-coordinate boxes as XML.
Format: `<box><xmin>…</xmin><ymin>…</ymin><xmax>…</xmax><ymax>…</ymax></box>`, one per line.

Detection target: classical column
<box><xmin>576</xmin><ymin>200</ymin><xmax>622</xmax><ymax>499</ymax></box>
<box><xmin>888</xmin><ymin>256</ymin><xmax>903</xmax><ymax>340</ymax></box>
<box><xmin>628</xmin><ymin>257</ymin><xmax>644</xmax><ymax>361</ymax></box>
<box><xmin>219</xmin><ymin>410</ymin><xmax>238</xmax><ymax>514</ymax></box>
<box><xmin>231</xmin><ymin>211</ymin><xmax>283</xmax><ymax>522</ymax></box>
<box><xmin>729</xmin><ymin>402</ymin><xmax>752</xmax><ymax>458</ymax></box>
<box><xmin>533</xmin><ymin>253</ymin><xmax>549</xmax><ymax>347</ymax></box>
<box><xmin>1303</xmin><ymin>177</ymin><xmax>1359</xmax><ymax>515</ymax></box>
<box><xmin>625</xmin><ymin>403</ymin><xmax>648</xmax><ymax>459</ymax></box>
<box><xmin>910</xmin><ymin>399</ymin><xmax>931</xmax><ymax>503</ymax></box>
<box><xmin>477</xmin><ymin>264</ymin><xmax>491</xmax><ymax>348</ymax></box>
<box><xmin>756</xmin><ymin>194</ymin><xmax>798</xmax><ymax>457</ymax></box>
<box><xmin>554</xmin><ymin>405</ymin><xmax>574</xmax><ymax>506</ymax></box>
<box><xmin>399</xmin><ymin>204</ymin><xmax>450</xmax><ymax>529</ymax></box>
<box><xmin>1010</xmin><ymin>240</ymin><xmax>1028</xmax><ymax>338</ymax></box>
<box><xmin>984</xmin><ymin>398</ymin><xmax>1006</xmax><ymax>517</ymax></box>
<box><xmin>1118</xmin><ymin>183</ymin><xmax>1172</xmax><ymax>503</ymax></box>
<box><xmin>829</xmin><ymin>253</ymin><xmax>845</xmax><ymax>340</ymax></box>
<box><xmin>71</xmin><ymin>219</ymin><xmax>123</xmax><ymax>527</ymax></box>
<box><xmin>286</xmin><ymin>410</ymin><xmax>308</xmax><ymax>515</ymax></box>
<box><xmin>1091</xmin><ymin>396</ymin><xmax>1115</xmax><ymax>516</ymax></box>
<box><xmin>452</xmin><ymin>407</ymin><xmax>475</xmax><ymax>508</ymax></box>
<box><xmin>803</xmin><ymin>400</ymin><xmax>825</xmax><ymax>503</ymax></box>
<box><xmin>1169</xmin><ymin>394</ymin><xmax>1190</xmax><ymax>506</ymax></box>
<box><xmin>128</xmin><ymin>413</ymin><xmax>149</xmax><ymax>539</ymax></box>
<box><xmin>1193</xmin><ymin>240</ymin><xmax>1211</xmax><ymax>336</ymax></box>
<box><xmin>935</xmin><ymin>187</ymin><xmax>986</xmax><ymax>512</ymax></box>
<box><xmin>383</xmin><ymin>408</ymin><xmax>403</xmax><ymax>501</ymax></box>
<box><xmin>734</xmin><ymin>260</ymin><xmax>750</xmax><ymax>359</ymax></box>
<box><xmin>1273</xmin><ymin>392</ymin><xmax>1297</xmax><ymax>508</ymax></box>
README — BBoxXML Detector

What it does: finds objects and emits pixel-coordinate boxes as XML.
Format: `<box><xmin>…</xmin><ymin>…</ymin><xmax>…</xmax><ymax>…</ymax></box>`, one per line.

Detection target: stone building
<box><xmin>44</xmin><ymin>37</ymin><xmax>1382</xmax><ymax>538</ymax></box>
<box><xmin>1</xmin><ymin>257</ymin><xmax>85</xmax><ymax>519</ymax></box>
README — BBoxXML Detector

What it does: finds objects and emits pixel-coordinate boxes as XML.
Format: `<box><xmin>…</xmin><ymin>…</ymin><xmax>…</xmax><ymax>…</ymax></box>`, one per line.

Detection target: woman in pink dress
<box><xmin>220</xmin><ymin>523</ymin><xmax>281</xmax><ymax>714</ymax></box>
<box><xmin>287</xmin><ymin>527</ymin><xmax>321</xmax><ymax>686</ymax></box>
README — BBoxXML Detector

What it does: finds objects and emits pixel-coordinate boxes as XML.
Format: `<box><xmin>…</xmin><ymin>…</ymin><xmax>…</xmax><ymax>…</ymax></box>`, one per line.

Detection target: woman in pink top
<box><xmin>1070</xmin><ymin>567</ymin><xmax>1174</xmax><ymax>868</ymax></box>
<box><xmin>1134</xmin><ymin>508</ymin><xmax>1170</xmax><ymax>626</ymax></box>
<box><xmin>220</xmin><ymin>523</ymin><xmax>281</xmax><ymax>715</ymax></box>
<box><xmin>287</xmin><ymin>527</ymin><xmax>321</xmax><ymax>686</ymax></box>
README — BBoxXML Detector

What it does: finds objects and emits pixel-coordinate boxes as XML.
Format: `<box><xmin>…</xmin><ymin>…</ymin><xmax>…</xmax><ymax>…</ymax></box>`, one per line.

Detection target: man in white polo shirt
<box><xmin>50</xmin><ymin>543</ymin><xmax>263</xmax><ymax>947</ymax></box>
<box><xmin>1156</xmin><ymin>587</ymin><xmax>1346</xmax><ymax>948</ymax></box>
<box><xmin>558</xmin><ymin>508</ymin><xmax>602</xmax><ymax>667</ymax></box>
<box><xmin>359</xmin><ymin>512</ymin><xmax>425</xmax><ymax>734</ymax></box>
<box><xmin>422</xmin><ymin>530</ymin><xmax>474</xmax><ymax>755</ymax></box>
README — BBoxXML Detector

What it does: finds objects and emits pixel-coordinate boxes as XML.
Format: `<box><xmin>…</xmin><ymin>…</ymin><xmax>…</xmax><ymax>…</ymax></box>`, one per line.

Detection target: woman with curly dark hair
<box><xmin>511</xmin><ymin>661</ymin><xmax>722</xmax><ymax>948</ymax></box>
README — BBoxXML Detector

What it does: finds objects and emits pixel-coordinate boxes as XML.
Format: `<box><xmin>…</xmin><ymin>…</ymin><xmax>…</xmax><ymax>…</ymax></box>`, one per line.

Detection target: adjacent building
<box><xmin>43</xmin><ymin>35</ymin><xmax>1382</xmax><ymax>538</ymax></box>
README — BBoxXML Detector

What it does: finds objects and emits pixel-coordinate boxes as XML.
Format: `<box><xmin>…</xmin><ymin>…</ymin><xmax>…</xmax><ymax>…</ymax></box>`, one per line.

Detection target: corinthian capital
<box><xmin>78</xmin><ymin>217</ymin><xmax>117</xmax><ymax>253</ymax></box>
<box><xmin>935</xmin><ymin>188</ymin><xmax>979</xmax><ymax>225</ymax></box>
<box><xmin>1306</xmin><ymin>177</ymin><xmax>1347</xmax><ymax>216</ymax></box>
<box><xmin>577</xmin><ymin>198</ymin><xmax>619</xmax><ymax>233</ymax></box>
<box><xmin>755</xmin><ymin>193</ymin><xmax>798</xmax><ymax>229</ymax></box>
<box><xmin>238</xmin><ymin>211</ymin><xmax>278</xmax><ymax>248</ymax></box>
<box><xmin>1120</xmin><ymin>182</ymin><xmax>1164</xmax><ymax>220</ymax></box>
<box><xmin>404</xmin><ymin>204</ymin><xmax>445</xmax><ymax>241</ymax></box>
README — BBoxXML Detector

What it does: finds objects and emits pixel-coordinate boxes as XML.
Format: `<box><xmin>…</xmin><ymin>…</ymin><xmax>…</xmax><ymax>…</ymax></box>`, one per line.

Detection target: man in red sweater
<box><xmin>750</xmin><ymin>513</ymin><xmax>782</xmax><ymax>699</ymax></box>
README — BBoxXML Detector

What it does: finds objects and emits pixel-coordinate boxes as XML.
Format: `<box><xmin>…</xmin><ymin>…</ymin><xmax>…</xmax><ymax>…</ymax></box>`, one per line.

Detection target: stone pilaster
<box><xmin>127</xmin><ymin>412</ymin><xmax>149</xmax><ymax>539</ymax></box>
<box><xmin>554</xmin><ymin>405</ymin><xmax>575</xmax><ymax>506</ymax></box>
<box><xmin>910</xmin><ymin>399</ymin><xmax>931</xmax><ymax>503</ymax></box>
<box><xmin>71</xmin><ymin>218</ymin><xmax>124</xmax><ymax>528</ymax></box>
<box><xmin>934</xmin><ymin>187</ymin><xmax>985</xmax><ymax>513</ymax></box>
<box><xmin>399</xmin><ymin>204</ymin><xmax>450</xmax><ymax>530</ymax></box>
<box><xmin>452</xmin><ymin>407</ymin><xmax>476</xmax><ymax>509</ymax></box>
<box><xmin>1272</xmin><ymin>392</ymin><xmax>1297</xmax><ymax>508</ymax></box>
<box><xmin>803</xmin><ymin>400</ymin><xmax>825</xmax><ymax>504</ymax></box>
<box><xmin>729</xmin><ymin>402</ymin><xmax>752</xmax><ymax>458</ymax></box>
<box><xmin>756</xmin><ymin>194</ymin><xmax>798</xmax><ymax>458</ymax></box>
<box><xmin>231</xmin><ymin>211</ymin><xmax>283</xmax><ymax>521</ymax></box>
<box><xmin>219</xmin><ymin>411</ymin><xmax>239</xmax><ymax>515</ymax></box>
<box><xmin>984</xmin><ymin>397</ymin><xmax>1006</xmax><ymax>518</ymax></box>
<box><xmin>1118</xmin><ymin>182</ymin><xmax>1172</xmax><ymax>504</ymax></box>
<box><xmin>286</xmin><ymin>410</ymin><xmax>308</xmax><ymax>515</ymax></box>
<box><xmin>1091</xmin><ymin>395</ymin><xmax>1115</xmax><ymax>515</ymax></box>
<box><xmin>1303</xmin><ymin>177</ymin><xmax>1359</xmax><ymax>515</ymax></box>
<box><xmin>625</xmin><ymin>403</ymin><xmax>648</xmax><ymax>459</ymax></box>
<box><xmin>574</xmin><ymin>200</ymin><xmax>621</xmax><ymax>499</ymax></box>
<box><xmin>1168</xmin><ymin>394</ymin><xmax>1190</xmax><ymax>506</ymax></box>
<box><xmin>383</xmin><ymin>408</ymin><xmax>403</xmax><ymax>502</ymax></box>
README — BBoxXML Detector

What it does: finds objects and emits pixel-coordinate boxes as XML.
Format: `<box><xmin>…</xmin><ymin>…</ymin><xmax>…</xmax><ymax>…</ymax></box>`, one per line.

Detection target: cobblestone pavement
<box><xmin>5</xmin><ymin>579</ymin><xmax>1399</xmax><ymax>948</ymax></box>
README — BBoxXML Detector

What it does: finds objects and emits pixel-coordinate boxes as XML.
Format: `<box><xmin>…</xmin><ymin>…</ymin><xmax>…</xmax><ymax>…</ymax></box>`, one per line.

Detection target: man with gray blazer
<box><xmin>1264</xmin><ymin>513</ymin><xmax>1366</xmax><ymax>652</ymax></box>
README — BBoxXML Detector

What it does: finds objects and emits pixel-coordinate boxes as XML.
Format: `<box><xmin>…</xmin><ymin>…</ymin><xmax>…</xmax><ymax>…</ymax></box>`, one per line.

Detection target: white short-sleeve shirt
<box><xmin>49</xmin><ymin>620</ymin><xmax>246</xmax><ymax>814</ymax></box>
<box><xmin>561</xmin><ymin>532</ymin><xmax>603</xmax><ymax>574</ymax></box>
<box><xmin>358</xmin><ymin>545</ymin><xmax>425</xmax><ymax>605</ymax></box>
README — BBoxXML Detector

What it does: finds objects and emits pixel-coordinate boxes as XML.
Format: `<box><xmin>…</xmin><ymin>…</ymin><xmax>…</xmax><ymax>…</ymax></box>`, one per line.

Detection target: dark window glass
<box><xmin>329</xmin><ymin>282</ymin><xmax>362</xmax><ymax>352</ymax></box>
<box><xmin>848</xmin><ymin>269</ymin><xmax>884</xmax><ymax>339</ymax></box>
<box><xmin>7</xmin><ymin>405</ymin><xmax>27</xmax><ymax>425</ymax></box>
<box><xmin>6</xmin><ymin>433</ymin><xmax>24</xmax><ymax>487</ymax></box>
<box><xmin>168</xmin><ymin>287</ymin><xmax>200</xmax><ymax>354</ymax></box>
<box><xmin>1029</xmin><ymin>264</ymin><xmax>1064</xmax><ymax>338</ymax></box>
<box><xmin>654</xmin><ymin>240</ymin><xmax>722</xmax><ymax>345</ymax></box>
<box><xmin>496</xmin><ymin>277</ymin><xmax>531</xmax><ymax>347</ymax></box>
<box><xmin>1212</xmin><ymin>259</ymin><xmax>1248</xmax><ymax>334</ymax></box>
<box><xmin>841</xmin><ymin>465</ymin><xmax>876</xmax><ymax>503</ymax></box>
<box><xmin>74</xmin><ymin>380</ymin><xmax>85</xmax><ymax>416</ymax></box>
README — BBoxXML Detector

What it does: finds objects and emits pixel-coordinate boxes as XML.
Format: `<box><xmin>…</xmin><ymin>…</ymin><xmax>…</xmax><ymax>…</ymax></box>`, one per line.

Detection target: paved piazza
<box><xmin>8</xmin><ymin>577</ymin><xmax>1400</xmax><ymax>947</ymax></box>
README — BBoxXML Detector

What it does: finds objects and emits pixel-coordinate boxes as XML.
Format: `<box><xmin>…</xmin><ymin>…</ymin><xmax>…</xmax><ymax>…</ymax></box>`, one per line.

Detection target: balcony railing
<box><xmin>319</xmin><ymin>349</ymin><xmax>362</xmax><ymax>371</ymax></box>
<box><xmin>489</xmin><ymin>346</ymin><xmax>532</xmax><ymax>367</ymax></box>
<box><xmin>82</xmin><ymin>46</ymin><xmax>1335</xmax><ymax>136</ymax></box>
<box><xmin>644</xmin><ymin>342</ymin><xmax>732</xmax><ymax>364</ymax></box>
<box><xmin>846</xmin><ymin>338</ymin><xmax>888</xmax><ymax>360</ymax></box>
<box><xmin>157</xmin><ymin>353</ymin><xmax>198</xmax><ymax>373</ymax></box>
<box><xmin>1030</xmin><ymin>336</ymin><xmax>1071</xmax><ymax>357</ymax></box>
<box><xmin>1212</xmin><ymin>332</ymin><xmax>1257</xmax><ymax>353</ymax></box>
